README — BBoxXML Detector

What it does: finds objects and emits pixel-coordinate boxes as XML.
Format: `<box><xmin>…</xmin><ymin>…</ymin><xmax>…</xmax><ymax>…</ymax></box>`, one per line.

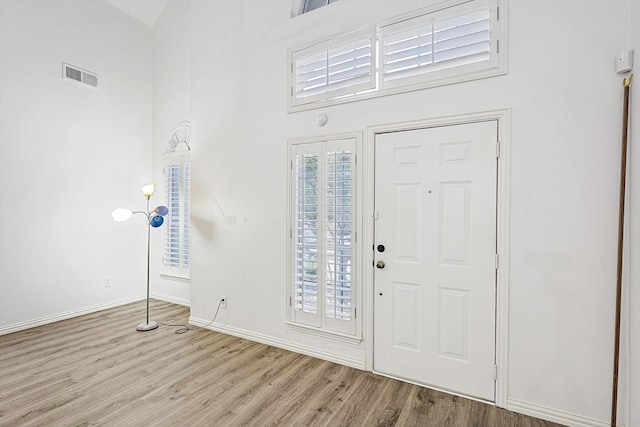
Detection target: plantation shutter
<box><xmin>181</xmin><ymin>162</ymin><xmax>191</xmax><ymax>269</ymax></box>
<box><xmin>291</xmin><ymin>138</ymin><xmax>355</xmax><ymax>334</ymax></box>
<box><xmin>164</xmin><ymin>163</ymin><xmax>181</xmax><ymax>267</ymax></box>
<box><xmin>324</xmin><ymin>147</ymin><xmax>353</xmax><ymax>324</ymax></box>
<box><xmin>294</xmin><ymin>148</ymin><xmax>320</xmax><ymax>322</ymax></box>
<box><xmin>380</xmin><ymin>9</ymin><xmax>492</xmax><ymax>88</ymax></box>
<box><xmin>291</xmin><ymin>28</ymin><xmax>376</xmax><ymax>106</ymax></box>
<box><xmin>163</xmin><ymin>153</ymin><xmax>190</xmax><ymax>278</ymax></box>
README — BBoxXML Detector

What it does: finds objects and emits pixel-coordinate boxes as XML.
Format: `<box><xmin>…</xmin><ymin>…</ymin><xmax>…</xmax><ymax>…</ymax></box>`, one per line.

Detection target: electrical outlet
<box><xmin>105</xmin><ymin>278</ymin><xmax>111</xmax><ymax>288</ymax></box>
<box><xmin>221</xmin><ymin>296</ymin><xmax>227</xmax><ymax>308</ymax></box>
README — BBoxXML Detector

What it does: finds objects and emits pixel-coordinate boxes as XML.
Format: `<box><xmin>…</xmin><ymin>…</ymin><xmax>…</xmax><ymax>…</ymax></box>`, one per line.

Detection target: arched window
<box><xmin>291</xmin><ymin>0</ymin><xmax>339</xmax><ymax>17</ymax></box>
<box><xmin>163</xmin><ymin>122</ymin><xmax>191</xmax><ymax>279</ymax></box>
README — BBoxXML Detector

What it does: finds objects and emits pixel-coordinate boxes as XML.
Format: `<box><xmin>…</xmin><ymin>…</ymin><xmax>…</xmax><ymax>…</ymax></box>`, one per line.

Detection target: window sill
<box><xmin>160</xmin><ymin>274</ymin><xmax>190</xmax><ymax>283</ymax></box>
<box><xmin>286</xmin><ymin>321</ymin><xmax>362</xmax><ymax>346</ymax></box>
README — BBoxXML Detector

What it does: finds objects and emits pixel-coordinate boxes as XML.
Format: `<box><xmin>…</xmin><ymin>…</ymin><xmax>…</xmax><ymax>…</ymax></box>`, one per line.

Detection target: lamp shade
<box><xmin>141</xmin><ymin>183</ymin><xmax>155</xmax><ymax>197</ymax></box>
<box><xmin>154</xmin><ymin>206</ymin><xmax>169</xmax><ymax>216</ymax></box>
<box><xmin>112</xmin><ymin>208</ymin><xmax>133</xmax><ymax>222</ymax></box>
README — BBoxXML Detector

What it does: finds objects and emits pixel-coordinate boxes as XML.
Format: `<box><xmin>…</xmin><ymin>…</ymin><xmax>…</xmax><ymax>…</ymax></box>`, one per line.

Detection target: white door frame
<box><xmin>362</xmin><ymin>109</ymin><xmax>511</xmax><ymax>408</ymax></box>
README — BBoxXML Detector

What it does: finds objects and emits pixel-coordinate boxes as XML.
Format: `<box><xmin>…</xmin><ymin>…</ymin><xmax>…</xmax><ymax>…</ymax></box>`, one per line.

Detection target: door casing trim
<box><xmin>362</xmin><ymin>109</ymin><xmax>511</xmax><ymax>408</ymax></box>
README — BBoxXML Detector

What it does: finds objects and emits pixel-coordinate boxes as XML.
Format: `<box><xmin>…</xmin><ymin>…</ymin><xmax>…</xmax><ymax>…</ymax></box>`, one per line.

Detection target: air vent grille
<box><xmin>62</xmin><ymin>63</ymin><xmax>98</xmax><ymax>88</ymax></box>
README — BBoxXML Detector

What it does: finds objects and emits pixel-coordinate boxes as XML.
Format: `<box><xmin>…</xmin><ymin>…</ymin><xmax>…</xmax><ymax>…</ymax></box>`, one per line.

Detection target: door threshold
<box><xmin>372</xmin><ymin>369</ymin><xmax>496</xmax><ymax>406</ymax></box>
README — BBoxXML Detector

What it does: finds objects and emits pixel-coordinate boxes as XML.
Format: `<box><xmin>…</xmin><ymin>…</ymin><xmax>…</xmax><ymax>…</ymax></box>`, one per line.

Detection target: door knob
<box><xmin>376</xmin><ymin>260</ymin><xmax>385</xmax><ymax>269</ymax></box>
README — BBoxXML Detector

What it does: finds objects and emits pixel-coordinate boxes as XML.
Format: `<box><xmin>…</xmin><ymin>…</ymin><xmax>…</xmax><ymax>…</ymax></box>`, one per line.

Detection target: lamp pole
<box><xmin>137</xmin><ymin>194</ymin><xmax>158</xmax><ymax>331</ymax></box>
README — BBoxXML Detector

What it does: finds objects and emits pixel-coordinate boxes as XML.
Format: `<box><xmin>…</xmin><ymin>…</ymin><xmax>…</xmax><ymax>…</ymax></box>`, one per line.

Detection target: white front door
<box><xmin>373</xmin><ymin>121</ymin><xmax>498</xmax><ymax>401</ymax></box>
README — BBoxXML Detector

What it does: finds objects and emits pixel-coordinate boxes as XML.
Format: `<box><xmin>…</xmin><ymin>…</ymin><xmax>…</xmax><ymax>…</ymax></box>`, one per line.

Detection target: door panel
<box><xmin>392</xmin><ymin>281</ymin><xmax>420</xmax><ymax>350</ymax></box>
<box><xmin>373</xmin><ymin>121</ymin><xmax>497</xmax><ymax>401</ymax></box>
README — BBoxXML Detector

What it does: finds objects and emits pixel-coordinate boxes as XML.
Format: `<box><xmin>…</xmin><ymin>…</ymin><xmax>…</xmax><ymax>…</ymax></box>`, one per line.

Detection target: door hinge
<box><xmin>495</xmin><ymin>253</ymin><xmax>500</xmax><ymax>270</ymax></box>
<box><xmin>496</xmin><ymin>39</ymin><xmax>500</xmax><ymax>54</ymax></box>
<box><xmin>494</xmin><ymin>365</ymin><xmax>498</xmax><ymax>380</ymax></box>
<box><xmin>289</xmin><ymin>296</ymin><xmax>292</xmax><ymax>306</ymax></box>
<box><xmin>496</xmin><ymin>6</ymin><xmax>500</xmax><ymax>21</ymax></box>
<box><xmin>354</xmin><ymin>308</ymin><xmax>357</xmax><ymax>319</ymax></box>
<box><xmin>496</xmin><ymin>142</ymin><xmax>501</xmax><ymax>158</ymax></box>
<box><xmin>291</xmin><ymin>160</ymin><xmax>293</xmax><ymax>170</ymax></box>
<box><xmin>355</xmin><ymin>231</ymin><xmax>357</xmax><ymax>243</ymax></box>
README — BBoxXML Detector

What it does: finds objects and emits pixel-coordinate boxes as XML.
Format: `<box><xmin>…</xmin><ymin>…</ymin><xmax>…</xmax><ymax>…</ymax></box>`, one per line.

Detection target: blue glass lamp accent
<box><xmin>150</xmin><ymin>215</ymin><xmax>164</xmax><ymax>228</ymax></box>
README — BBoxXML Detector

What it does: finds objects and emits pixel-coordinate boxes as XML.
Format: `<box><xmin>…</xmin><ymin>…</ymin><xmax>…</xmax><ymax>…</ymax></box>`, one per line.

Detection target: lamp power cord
<box><xmin>159</xmin><ymin>298</ymin><xmax>224</xmax><ymax>335</ymax></box>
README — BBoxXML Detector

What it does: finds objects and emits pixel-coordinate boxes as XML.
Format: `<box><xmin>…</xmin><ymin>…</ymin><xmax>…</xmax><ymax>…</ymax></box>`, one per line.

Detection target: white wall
<box><xmin>0</xmin><ymin>0</ymin><xmax>153</xmax><ymax>330</ymax></box>
<box><xmin>150</xmin><ymin>0</ymin><xmax>191</xmax><ymax>306</ymax></box>
<box><xmin>505</xmin><ymin>1</ymin><xmax>627</xmax><ymax>424</ymax></box>
<box><xmin>180</xmin><ymin>0</ymin><xmax>637</xmax><ymax>425</ymax></box>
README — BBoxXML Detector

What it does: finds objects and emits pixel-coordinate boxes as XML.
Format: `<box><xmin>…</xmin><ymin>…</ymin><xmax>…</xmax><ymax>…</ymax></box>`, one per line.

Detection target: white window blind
<box><xmin>294</xmin><ymin>150</ymin><xmax>320</xmax><ymax>315</ymax></box>
<box><xmin>163</xmin><ymin>153</ymin><xmax>190</xmax><ymax>278</ymax></box>
<box><xmin>291</xmin><ymin>29</ymin><xmax>376</xmax><ymax>107</ymax></box>
<box><xmin>381</xmin><ymin>9</ymin><xmax>492</xmax><ymax>87</ymax></box>
<box><xmin>165</xmin><ymin>163</ymin><xmax>180</xmax><ymax>266</ymax></box>
<box><xmin>324</xmin><ymin>150</ymin><xmax>352</xmax><ymax>321</ymax></box>
<box><xmin>290</xmin><ymin>138</ymin><xmax>356</xmax><ymax>335</ymax></box>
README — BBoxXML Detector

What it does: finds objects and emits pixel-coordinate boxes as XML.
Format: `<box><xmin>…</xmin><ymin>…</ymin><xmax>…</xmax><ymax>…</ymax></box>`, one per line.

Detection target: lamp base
<box><xmin>136</xmin><ymin>320</ymin><xmax>159</xmax><ymax>332</ymax></box>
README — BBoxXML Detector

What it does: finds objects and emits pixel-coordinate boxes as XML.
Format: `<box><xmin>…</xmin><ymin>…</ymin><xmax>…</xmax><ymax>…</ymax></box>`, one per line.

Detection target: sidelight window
<box><xmin>288</xmin><ymin>135</ymin><xmax>360</xmax><ymax>337</ymax></box>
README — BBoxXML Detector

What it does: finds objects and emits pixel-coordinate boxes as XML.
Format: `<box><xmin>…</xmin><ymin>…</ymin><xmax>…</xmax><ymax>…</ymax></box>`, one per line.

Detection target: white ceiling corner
<box><xmin>102</xmin><ymin>0</ymin><xmax>169</xmax><ymax>27</ymax></box>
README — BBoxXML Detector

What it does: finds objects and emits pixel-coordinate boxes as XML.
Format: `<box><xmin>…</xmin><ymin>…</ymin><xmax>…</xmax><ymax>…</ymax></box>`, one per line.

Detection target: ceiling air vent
<box><xmin>62</xmin><ymin>63</ymin><xmax>98</xmax><ymax>88</ymax></box>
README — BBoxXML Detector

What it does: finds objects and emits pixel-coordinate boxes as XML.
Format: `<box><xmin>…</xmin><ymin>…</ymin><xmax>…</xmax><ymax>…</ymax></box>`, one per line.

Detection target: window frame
<box><xmin>161</xmin><ymin>126</ymin><xmax>191</xmax><ymax>281</ymax></box>
<box><xmin>291</xmin><ymin>0</ymin><xmax>340</xmax><ymax>18</ymax></box>
<box><xmin>287</xmin><ymin>0</ymin><xmax>506</xmax><ymax>112</ymax></box>
<box><xmin>286</xmin><ymin>133</ymin><xmax>363</xmax><ymax>342</ymax></box>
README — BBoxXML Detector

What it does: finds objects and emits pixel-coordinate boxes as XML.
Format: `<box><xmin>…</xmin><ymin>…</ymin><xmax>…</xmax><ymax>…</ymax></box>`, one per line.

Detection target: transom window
<box><xmin>292</xmin><ymin>28</ymin><xmax>375</xmax><ymax>104</ymax></box>
<box><xmin>380</xmin><ymin>9</ymin><xmax>492</xmax><ymax>89</ymax></box>
<box><xmin>288</xmin><ymin>0</ymin><xmax>506</xmax><ymax>111</ymax></box>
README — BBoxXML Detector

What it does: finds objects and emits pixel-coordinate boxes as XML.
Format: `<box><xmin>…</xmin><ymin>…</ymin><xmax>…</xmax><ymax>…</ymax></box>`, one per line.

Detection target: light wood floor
<box><xmin>0</xmin><ymin>300</ymin><xmax>564</xmax><ymax>427</ymax></box>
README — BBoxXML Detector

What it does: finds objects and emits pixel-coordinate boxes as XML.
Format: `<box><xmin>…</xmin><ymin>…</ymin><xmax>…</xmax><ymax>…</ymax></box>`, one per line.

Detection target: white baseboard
<box><xmin>189</xmin><ymin>316</ymin><xmax>365</xmax><ymax>370</ymax></box>
<box><xmin>0</xmin><ymin>295</ymin><xmax>145</xmax><ymax>336</ymax></box>
<box><xmin>508</xmin><ymin>399</ymin><xmax>608</xmax><ymax>427</ymax></box>
<box><xmin>151</xmin><ymin>292</ymin><xmax>190</xmax><ymax>307</ymax></box>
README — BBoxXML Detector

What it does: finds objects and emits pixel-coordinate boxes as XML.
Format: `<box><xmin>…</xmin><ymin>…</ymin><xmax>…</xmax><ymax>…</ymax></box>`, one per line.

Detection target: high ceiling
<box><xmin>102</xmin><ymin>0</ymin><xmax>169</xmax><ymax>27</ymax></box>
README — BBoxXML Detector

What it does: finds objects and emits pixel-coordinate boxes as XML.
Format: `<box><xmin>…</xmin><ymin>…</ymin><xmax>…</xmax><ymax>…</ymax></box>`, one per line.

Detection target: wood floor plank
<box><xmin>0</xmin><ymin>300</ymin><xmax>566</xmax><ymax>427</ymax></box>
<box><xmin>130</xmin><ymin>343</ymin><xmax>289</xmax><ymax>425</ymax></box>
<box><xmin>232</xmin><ymin>353</ymin><xmax>329</xmax><ymax>426</ymax></box>
<box><xmin>29</xmin><ymin>330</ymin><xmax>243</xmax><ymax>425</ymax></box>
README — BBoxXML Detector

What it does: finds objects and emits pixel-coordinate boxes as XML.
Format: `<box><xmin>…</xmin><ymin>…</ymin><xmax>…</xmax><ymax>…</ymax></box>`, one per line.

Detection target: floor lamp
<box><xmin>112</xmin><ymin>183</ymin><xmax>168</xmax><ymax>332</ymax></box>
